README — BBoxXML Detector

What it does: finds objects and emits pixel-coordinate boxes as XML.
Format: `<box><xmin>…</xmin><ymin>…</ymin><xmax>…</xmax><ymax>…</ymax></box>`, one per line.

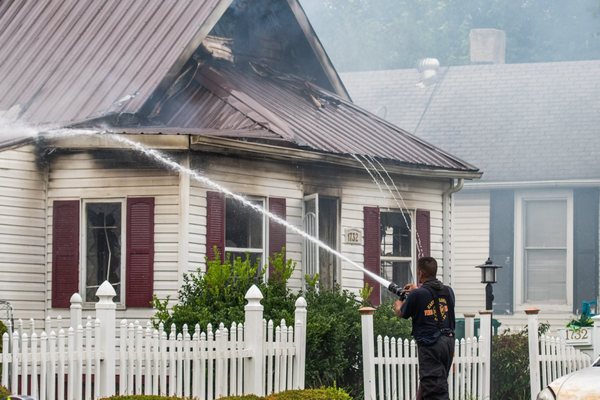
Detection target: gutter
<box><xmin>442</xmin><ymin>178</ymin><xmax>464</xmax><ymax>285</ymax></box>
<box><xmin>463</xmin><ymin>179</ymin><xmax>600</xmax><ymax>190</ymax></box>
<box><xmin>191</xmin><ymin>135</ymin><xmax>482</xmax><ymax>180</ymax></box>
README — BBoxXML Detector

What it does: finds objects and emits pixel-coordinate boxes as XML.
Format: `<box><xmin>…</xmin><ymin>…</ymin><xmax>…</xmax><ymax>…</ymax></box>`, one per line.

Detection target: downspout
<box><xmin>442</xmin><ymin>178</ymin><xmax>464</xmax><ymax>285</ymax></box>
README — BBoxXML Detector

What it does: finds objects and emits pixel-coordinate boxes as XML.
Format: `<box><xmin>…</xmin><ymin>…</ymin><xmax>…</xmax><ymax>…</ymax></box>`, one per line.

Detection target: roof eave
<box><xmin>190</xmin><ymin>135</ymin><xmax>482</xmax><ymax>180</ymax></box>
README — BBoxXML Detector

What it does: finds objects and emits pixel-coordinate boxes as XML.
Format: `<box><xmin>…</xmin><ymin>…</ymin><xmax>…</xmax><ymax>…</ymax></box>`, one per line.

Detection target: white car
<box><xmin>537</xmin><ymin>357</ymin><xmax>600</xmax><ymax>399</ymax></box>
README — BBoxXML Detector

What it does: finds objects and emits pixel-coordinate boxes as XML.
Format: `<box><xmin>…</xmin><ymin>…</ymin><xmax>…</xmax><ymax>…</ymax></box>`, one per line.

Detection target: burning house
<box><xmin>0</xmin><ymin>0</ymin><xmax>479</xmax><ymax>323</ymax></box>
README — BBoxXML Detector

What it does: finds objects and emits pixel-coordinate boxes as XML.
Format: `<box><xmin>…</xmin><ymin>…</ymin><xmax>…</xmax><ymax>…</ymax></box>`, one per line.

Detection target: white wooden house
<box><xmin>0</xmin><ymin>0</ymin><xmax>479</xmax><ymax>325</ymax></box>
<box><xmin>343</xmin><ymin>47</ymin><xmax>600</xmax><ymax>328</ymax></box>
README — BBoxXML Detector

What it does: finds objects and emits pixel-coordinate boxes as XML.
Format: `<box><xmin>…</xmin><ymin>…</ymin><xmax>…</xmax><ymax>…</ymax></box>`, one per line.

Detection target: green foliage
<box><xmin>491</xmin><ymin>330</ymin><xmax>530</xmax><ymax>400</ymax></box>
<box><xmin>0</xmin><ymin>385</ymin><xmax>10</xmax><ymax>400</ymax></box>
<box><xmin>358</xmin><ymin>283</ymin><xmax>373</xmax><ymax>307</ymax></box>
<box><xmin>152</xmin><ymin>249</ymin><xmax>296</xmax><ymax>335</ymax></box>
<box><xmin>0</xmin><ymin>320</ymin><xmax>6</xmax><ymax>353</ymax></box>
<box><xmin>303</xmin><ymin>284</ymin><xmax>362</xmax><ymax>397</ymax></box>
<box><xmin>567</xmin><ymin>313</ymin><xmax>594</xmax><ymax>330</ymax></box>
<box><xmin>99</xmin><ymin>397</ymin><xmax>189</xmax><ymax>400</ymax></box>
<box><xmin>373</xmin><ymin>301</ymin><xmax>412</xmax><ymax>340</ymax></box>
<box><xmin>300</xmin><ymin>0</ymin><xmax>600</xmax><ymax>72</ymax></box>
<box><xmin>217</xmin><ymin>387</ymin><xmax>351</xmax><ymax>400</ymax></box>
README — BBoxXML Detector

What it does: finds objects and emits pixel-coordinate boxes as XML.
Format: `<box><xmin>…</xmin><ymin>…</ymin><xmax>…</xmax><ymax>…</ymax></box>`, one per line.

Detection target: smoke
<box><xmin>0</xmin><ymin>106</ymin><xmax>41</xmax><ymax>145</ymax></box>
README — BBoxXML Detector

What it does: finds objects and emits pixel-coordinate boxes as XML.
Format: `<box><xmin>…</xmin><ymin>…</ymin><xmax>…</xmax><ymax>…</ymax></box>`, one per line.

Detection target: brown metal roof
<box><xmin>163</xmin><ymin>61</ymin><xmax>478</xmax><ymax>173</ymax></box>
<box><xmin>0</xmin><ymin>0</ymin><xmax>230</xmax><ymax>125</ymax></box>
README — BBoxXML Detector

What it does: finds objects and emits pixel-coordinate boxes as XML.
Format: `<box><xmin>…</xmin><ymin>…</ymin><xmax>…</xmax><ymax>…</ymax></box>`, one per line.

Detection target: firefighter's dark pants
<box><xmin>416</xmin><ymin>335</ymin><xmax>455</xmax><ymax>400</ymax></box>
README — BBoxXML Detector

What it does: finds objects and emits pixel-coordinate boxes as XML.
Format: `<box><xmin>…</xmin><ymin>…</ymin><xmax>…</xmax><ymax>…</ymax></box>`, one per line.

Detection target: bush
<box><xmin>152</xmin><ymin>249</ymin><xmax>297</xmax><ymax>335</ymax></box>
<box><xmin>218</xmin><ymin>387</ymin><xmax>351</xmax><ymax>399</ymax></box>
<box><xmin>373</xmin><ymin>301</ymin><xmax>412</xmax><ymax>339</ymax></box>
<box><xmin>0</xmin><ymin>320</ymin><xmax>6</xmax><ymax>353</ymax></box>
<box><xmin>100</xmin><ymin>397</ymin><xmax>188</xmax><ymax>400</ymax></box>
<box><xmin>0</xmin><ymin>385</ymin><xmax>10</xmax><ymax>400</ymax></box>
<box><xmin>491</xmin><ymin>323</ymin><xmax>549</xmax><ymax>400</ymax></box>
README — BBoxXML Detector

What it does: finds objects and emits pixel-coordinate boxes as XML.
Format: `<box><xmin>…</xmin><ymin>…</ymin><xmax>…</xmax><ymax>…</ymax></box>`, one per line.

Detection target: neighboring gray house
<box><xmin>342</xmin><ymin>42</ymin><xmax>600</xmax><ymax>328</ymax></box>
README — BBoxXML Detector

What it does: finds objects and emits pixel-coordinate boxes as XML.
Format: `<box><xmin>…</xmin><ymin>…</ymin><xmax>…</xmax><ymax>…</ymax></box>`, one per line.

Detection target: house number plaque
<box><xmin>344</xmin><ymin>228</ymin><xmax>362</xmax><ymax>244</ymax></box>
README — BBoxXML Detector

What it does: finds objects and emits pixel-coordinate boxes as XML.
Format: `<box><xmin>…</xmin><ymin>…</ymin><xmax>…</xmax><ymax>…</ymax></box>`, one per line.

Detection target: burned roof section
<box><xmin>155</xmin><ymin>58</ymin><xmax>478</xmax><ymax>174</ymax></box>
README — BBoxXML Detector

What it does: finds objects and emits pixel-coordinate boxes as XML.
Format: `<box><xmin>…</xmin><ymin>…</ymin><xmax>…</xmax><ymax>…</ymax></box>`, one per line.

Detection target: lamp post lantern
<box><xmin>476</xmin><ymin>257</ymin><xmax>502</xmax><ymax>311</ymax></box>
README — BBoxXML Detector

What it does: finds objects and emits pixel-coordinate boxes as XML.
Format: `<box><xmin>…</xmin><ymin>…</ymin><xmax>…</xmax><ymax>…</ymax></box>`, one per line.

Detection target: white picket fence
<box><xmin>361</xmin><ymin>308</ymin><xmax>492</xmax><ymax>400</ymax></box>
<box><xmin>0</xmin><ymin>281</ymin><xmax>307</xmax><ymax>400</ymax></box>
<box><xmin>526</xmin><ymin>309</ymin><xmax>591</xmax><ymax>400</ymax></box>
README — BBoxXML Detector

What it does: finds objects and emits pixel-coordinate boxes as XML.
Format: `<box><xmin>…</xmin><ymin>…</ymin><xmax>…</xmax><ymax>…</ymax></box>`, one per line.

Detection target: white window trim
<box><xmin>380</xmin><ymin>209</ymin><xmax>416</xmax><ymax>293</ymax></box>
<box><xmin>80</xmin><ymin>198</ymin><xmax>127</xmax><ymax>307</ymax></box>
<box><xmin>224</xmin><ymin>196</ymin><xmax>267</xmax><ymax>275</ymax></box>
<box><xmin>514</xmin><ymin>190</ymin><xmax>573</xmax><ymax>312</ymax></box>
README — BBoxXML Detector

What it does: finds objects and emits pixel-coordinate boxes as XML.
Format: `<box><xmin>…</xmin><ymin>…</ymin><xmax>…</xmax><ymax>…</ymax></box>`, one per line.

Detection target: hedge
<box><xmin>99</xmin><ymin>387</ymin><xmax>351</xmax><ymax>400</ymax></box>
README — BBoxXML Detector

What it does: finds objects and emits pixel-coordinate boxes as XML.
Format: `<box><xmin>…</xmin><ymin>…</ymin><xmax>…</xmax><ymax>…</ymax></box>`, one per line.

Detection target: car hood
<box><xmin>549</xmin><ymin>366</ymin><xmax>600</xmax><ymax>399</ymax></box>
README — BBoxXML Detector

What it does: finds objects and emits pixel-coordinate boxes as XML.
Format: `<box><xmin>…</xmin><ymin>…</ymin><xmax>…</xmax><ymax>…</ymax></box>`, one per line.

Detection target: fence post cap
<box><xmin>525</xmin><ymin>308</ymin><xmax>540</xmax><ymax>315</ymax></box>
<box><xmin>359</xmin><ymin>307</ymin><xmax>376</xmax><ymax>315</ymax></box>
<box><xmin>463</xmin><ymin>313</ymin><xmax>476</xmax><ymax>318</ymax></box>
<box><xmin>96</xmin><ymin>280</ymin><xmax>116</xmax><ymax>297</ymax></box>
<box><xmin>479</xmin><ymin>310</ymin><xmax>493</xmax><ymax>315</ymax></box>
<box><xmin>244</xmin><ymin>284</ymin><xmax>263</xmax><ymax>301</ymax></box>
<box><xmin>70</xmin><ymin>292</ymin><xmax>82</xmax><ymax>306</ymax></box>
<box><xmin>295</xmin><ymin>296</ymin><xmax>307</xmax><ymax>308</ymax></box>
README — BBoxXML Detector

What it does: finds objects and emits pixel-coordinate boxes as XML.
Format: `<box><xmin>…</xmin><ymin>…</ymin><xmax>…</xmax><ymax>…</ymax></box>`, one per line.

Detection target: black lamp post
<box><xmin>476</xmin><ymin>257</ymin><xmax>502</xmax><ymax>399</ymax></box>
<box><xmin>476</xmin><ymin>257</ymin><xmax>502</xmax><ymax>310</ymax></box>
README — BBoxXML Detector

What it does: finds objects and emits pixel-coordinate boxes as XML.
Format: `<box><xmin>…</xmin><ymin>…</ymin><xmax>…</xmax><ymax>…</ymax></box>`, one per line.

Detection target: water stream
<box><xmin>41</xmin><ymin>128</ymin><xmax>393</xmax><ymax>290</ymax></box>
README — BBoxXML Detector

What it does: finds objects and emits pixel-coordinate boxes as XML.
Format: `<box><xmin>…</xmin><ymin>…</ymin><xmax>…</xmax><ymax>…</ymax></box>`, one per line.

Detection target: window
<box><xmin>380</xmin><ymin>211</ymin><xmax>414</xmax><ymax>303</ymax></box>
<box><xmin>515</xmin><ymin>191</ymin><xmax>573</xmax><ymax>307</ymax></box>
<box><xmin>82</xmin><ymin>201</ymin><xmax>125</xmax><ymax>303</ymax></box>
<box><xmin>303</xmin><ymin>194</ymin><xmax>339</xmax><ymax>289</ymax></box>
<box><xmin>52</xmin><ymin>198</ymin><xmax>154</xmax><ymax>309</ymax></box>
<box><xmin>225</xmin><ymin>197</ymin><xmax>266</xmax><ymax>266</ymax></box>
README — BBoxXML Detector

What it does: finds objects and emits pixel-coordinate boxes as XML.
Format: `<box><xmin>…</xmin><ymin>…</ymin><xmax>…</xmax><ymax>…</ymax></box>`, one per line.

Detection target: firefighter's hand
<box><xmin>404</xmin><ymin>283</ymin><xmax>417</xmax><ymax>292</ymax></box>
<box><xmin>393</xmin><ymin>299</ymin><xmax>403</xmax><ymax>317</ymax></box>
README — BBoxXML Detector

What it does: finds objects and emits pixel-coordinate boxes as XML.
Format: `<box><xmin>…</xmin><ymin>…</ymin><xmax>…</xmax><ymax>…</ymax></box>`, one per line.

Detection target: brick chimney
<box><xmin>469</xmin><ymin>29</ymin><xmax>506</xmax><ymax>64</ymax></box>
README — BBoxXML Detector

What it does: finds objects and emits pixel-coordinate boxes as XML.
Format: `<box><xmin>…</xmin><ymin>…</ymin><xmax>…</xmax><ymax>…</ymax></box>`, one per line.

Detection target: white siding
<box><xmin>0</xmin><ymin>145</ymin><xmax>47</xmax><ymax>322</ymax></box>
<box><xmin>46</xmin><ymin>151</ymin><xmax>180</xmax><ymax>322</ymax></box>
<box><xmin>188</xmin><ymin>155</ymin><xmax>447</xmax><ymax>298</ymax></box>
<box><xmin>452</xmin><ymin>191</ymin><xmax>489</xmax><ymax>316</ymax></box>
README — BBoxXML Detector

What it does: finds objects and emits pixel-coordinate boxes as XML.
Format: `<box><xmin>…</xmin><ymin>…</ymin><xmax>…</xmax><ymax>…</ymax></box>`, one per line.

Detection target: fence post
<box><xmin>95</xmin><ymin>281</ymin><xmax>117</xmax><ymax>397</ymax></box>
<box><xmin>70</xmin><ymin>293</ymin><xmax>82</xmax><ymax>329</ymax></box>
<box><xmin>592</xmin><ymin>315</ymin><xmax>600</xmax><ymax>359</ymax></box>
<box><xmin>70</xmin><ymin>293</ymin><xmax>83</xmax><ymax>399</ymax></box>
<box><xmin>479</xmin><ymin>310</ymin><xmax>492</xmax><ymax>400</ymax></box>
<box><xmin>526</xmin><ymin>308</ymin><xmax>540</xmax><ymax>400</ymax></box>
<box><xmin>294</xmin><ymin>296</ymin><xmax>307</xmax><ymax>389</ymax></box>
<box><xmin>244</xmin><ymin>284</ymin><xmax>264</xmax><ymax>396</ymax></box>
<box><xmin>360</xmin><ymin>307</ymin><xmax>376</xmax><ymax>400</ymax></box>
<box><xmin>464</xmin><ymin>313</ymin><xmax>475</xmax><ymax>339</ymax></box>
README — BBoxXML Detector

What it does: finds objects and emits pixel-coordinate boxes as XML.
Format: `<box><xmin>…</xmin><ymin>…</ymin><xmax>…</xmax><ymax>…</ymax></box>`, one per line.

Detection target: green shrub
<box><xmin>0</xmin><ymin>320</ymin><xmax>6</xmax><ymax>353</ymax></box>
<box><xmin>100</xmin><ymin>397</ymin><xmax>188</xmax><ymax>400</ymax></box>
<box><xmin>491</xmin><ymin>322</ymin><xmax>549</xmax><ymax>400</ymax></box>
<box><xmin>152</xmin><ymin>249</ymin><xmax>297</xmax><ymax>335</ymax></box>
<box><xmin>217</xmin><ymin>387</ymin><xmax>351</xmax><ymax>399</ymax></box>
<box><xmin>0</xmin><ymin>385</ymin><xmax>10</xmax><ymax>400</ymax></box>
<box><xmin>373</xmin><ymin>301</ymin><xmax>412</xmax><ymax>339</ymax></box>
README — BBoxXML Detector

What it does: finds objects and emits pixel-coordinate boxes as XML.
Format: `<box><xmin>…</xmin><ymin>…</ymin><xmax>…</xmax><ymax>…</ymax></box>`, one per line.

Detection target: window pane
<box><xmin>380</xmin><ymin>212</ymin><xmax>411</xmax><ymax>257</ymax></box>
<box><xmin>525</xmin><ymin>249</ymin><xmax>566</xmax><ymax>303</ymax></box>
<box><xmin>381</xmin><ymin>261</ymin><xmax>412</xmax><ymax>303</ymax></box>
<box><xmin>86</xmin><ymin>203</ymin><xmax>121</xmax><ymax>302</ymax></box>
<box><xmin>225</xmin><ymin>198</ymin><xmax>263</xmax><ymax>249</ymax></box>
<box><xmin>525</xmin><ymin>200</ymin><xmax>566</xmax><ymax>247</ymax></box>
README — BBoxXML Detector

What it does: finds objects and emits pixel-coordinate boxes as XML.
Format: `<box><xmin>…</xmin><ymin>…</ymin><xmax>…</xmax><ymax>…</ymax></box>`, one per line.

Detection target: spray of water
<box><xmin>42</xmin><ymin>128</ymin><xmax>392</xmax><ymax>290</ymax></box>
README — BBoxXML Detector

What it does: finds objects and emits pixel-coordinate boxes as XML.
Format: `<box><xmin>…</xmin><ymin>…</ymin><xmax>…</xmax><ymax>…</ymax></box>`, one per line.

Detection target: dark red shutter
<box><xmin>363</xmin><ymin>206</ymin><xmax>381</xmax><ymax>306</ymax></box>
<box><xmin>268</xmin><ymin>197</ymin><xmax>287</xmax><ymax>276</ymax></box>
<box><xmin>52</xmin><ymin>200</ymin><xmax>80</xmax><ymax>308</ymax></box>
<box><xmin>126</xmin><ymin>197</ymin><xmax>154</xmax><ymax>308</ymax></box>
<box><xmin>416</xmin><ymin>209</ymin><xmax>431</xmax><ymax>258</ymax></box>
<box><xmin>206</xmin><ymin>191</ymin><xmax>225</xmax><ymax>263</ymax></box>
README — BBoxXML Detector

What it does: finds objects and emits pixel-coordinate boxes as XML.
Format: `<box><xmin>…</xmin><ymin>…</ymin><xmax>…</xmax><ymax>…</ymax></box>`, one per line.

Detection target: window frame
<box><xmin>380</xmin><ymin>209</ymin><xmax>416</xmax><ymax>302</ymax></box>
<box><xmin>80</xmin><ymin>198</ymin><xmax>127</xmax><ymax>306</ymax></box>
<box><xmin>514</xmin><ymin>190</ymin><xmax>573</xmax><ymax>311</ymax></box>
<box><xmin>224</xmin><ymin>196</ymin><xmax>267</xmax><ymax>272</ymax></box>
